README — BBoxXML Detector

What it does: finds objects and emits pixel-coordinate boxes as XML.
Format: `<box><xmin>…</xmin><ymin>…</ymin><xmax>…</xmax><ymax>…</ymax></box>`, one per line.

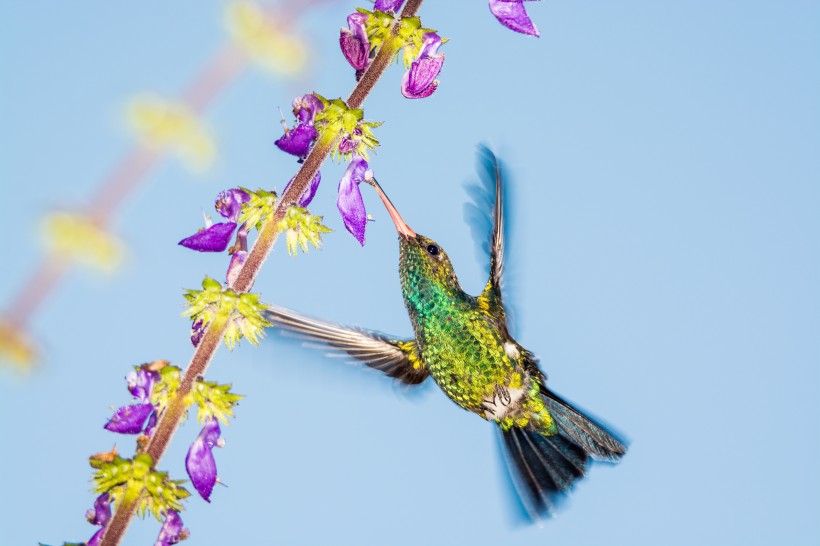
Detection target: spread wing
<box><xmin>465</xmin><ymin>145</ymin><xmax>511</xmax><ymax>328</ymax></box>
<box><xmin>263</xmin><ymin>305</ymin><xmax>429</xmax><ymax>385</ymax></box>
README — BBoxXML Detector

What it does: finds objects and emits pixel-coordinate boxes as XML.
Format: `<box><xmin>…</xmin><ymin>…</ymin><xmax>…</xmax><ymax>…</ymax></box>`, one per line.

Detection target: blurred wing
<box><xmin>465</xmin><ymin>145</ymin><xmax>510</xmax><ymax>326</ymax></box>
<box><xmin>264</xmin><ymin>305</ymin><xmax>429</xmax><ymax>385</ymax></box>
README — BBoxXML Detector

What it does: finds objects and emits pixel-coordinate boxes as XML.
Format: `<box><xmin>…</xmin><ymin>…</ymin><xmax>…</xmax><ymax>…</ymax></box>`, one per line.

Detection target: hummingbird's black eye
<box><xmin>426</xmin><ymin>244</ymin><xmax>439</xmax><ymax>256</ymax></box>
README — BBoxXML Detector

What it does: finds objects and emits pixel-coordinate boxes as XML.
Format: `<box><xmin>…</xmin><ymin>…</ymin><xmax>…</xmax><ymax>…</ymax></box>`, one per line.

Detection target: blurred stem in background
<box><xmin>0</xmin><ymin>0</ymin><xmax>333</xmax><ymax>372</ymax></box>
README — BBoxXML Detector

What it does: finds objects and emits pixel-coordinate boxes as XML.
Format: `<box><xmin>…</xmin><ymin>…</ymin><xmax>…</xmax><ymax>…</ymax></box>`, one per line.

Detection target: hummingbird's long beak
<box><xmin>367</xmin><ymin>178</ymin><xmax>416</xmax><ymax>239</ymax></box>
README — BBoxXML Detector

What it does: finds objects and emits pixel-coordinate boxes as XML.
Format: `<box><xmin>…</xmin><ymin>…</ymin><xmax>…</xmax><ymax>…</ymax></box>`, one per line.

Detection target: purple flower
<box><xmin>375</xmin><ymin>0</ymin><xmax>405</xmax><ymax>12</ymax></box>
<box><xmin>185</xmin><ymin>417</ymin><xmax>224</xmax><ymax>502</ymax></box>
<box><xmin>274</xmin><ymin>123</ymin><xmax>317</xmax><ymax>158</ymax></box>
<box><xmin>190</xmin><ymin>319</ymin><xmax>205</xmax><ymax>347</ymax></box>
<box><xmin>226</xmin><ymin>250</ymin><xmax>247</xmax><ymax>288</ymax></box>
<box><xmin>337</xmin><ymin>155</ymin><xmax>371</xmax><ymax>246</ymax></box>
<box><xmin>225</xmin><ymin>222</ymin><xmax>249</xmax><ymax>288</ymax></box>
<box><xmin>127</xmin><ymin>368</ymin><xmax>159</xmax><ymax>403</ymax></box>
<box><xmin>293</xmin><ymin>93</ymin><xmax>323</xmax><ymax>125</ymax></box>
<box><xmin>178</xmin><ymin>222</ymin><xmax>237</xmax><ymax>253</ymax></box>
<box><xmin>105</xmin><ymin>364</ymin><xmax>162</xmax><ymax>435</ymax></box>
<box><xmin>338</xmin><ymin>128</ymin><xmax>363</xmax><ymax>155</ymax></box>
<box><xmin>155</xmin><ymin>510</ymin><xmax>188</xmax><ymax>546</ymax></box>
<box><xmin>282</xmin><ymin>171</ymin><xmax>322</xmax><ymax>208</ymax></box>
<box><xmin>215</xmin><ymin>188</ymin><xmax>250</xmax><ymax>222</ymax></box>
<box><xmin>340</xmin><ymin>12</ymin><xmax>370</xmax><ymax>80</ymax></box>
<box><xmin>488</xmin><ymin>0</ymin><xmax>540</xmax><ymax>37</ymax></box>
<box><xmin>86</xmin><ymin>493</ymin><xmax>112</xmax><ymax>546</ymax></box>
<box><xmin>179</xmin><ymin>188</ymin><xmax>249</xmax><ymax>253</ymax></box>
<box><xmin>401</xmin><ymin>32</ymin><xmax>445</xmax><ymax>99</ymax></box>
<box><xmin>104</xmin><ymin>403</ymin><xmax>154</xmax><ymax>434</ymax></box>
<box><xmin>144</xmin><ymin>409</ymin><xmax>159</xmax><ymax>437</ymax></box>
<box><xmin>276</xmin><ymin>94</ymin><xmax>325</xmax><ymax>159</ymax></box>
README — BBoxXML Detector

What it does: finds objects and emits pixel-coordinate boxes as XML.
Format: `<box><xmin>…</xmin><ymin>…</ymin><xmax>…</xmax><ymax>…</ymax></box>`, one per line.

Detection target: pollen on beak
<box><xmin>367</xmin><ymin>178</ymin><xmax>416</xmax><ymax>239</ymax></box>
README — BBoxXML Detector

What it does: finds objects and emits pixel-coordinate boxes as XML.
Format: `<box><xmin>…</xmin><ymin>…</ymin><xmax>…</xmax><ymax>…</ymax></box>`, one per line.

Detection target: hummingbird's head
<box><xmin>368</xmin><ymin>178</ymin><xmax>463</xmax><ymax>299</ymax></box>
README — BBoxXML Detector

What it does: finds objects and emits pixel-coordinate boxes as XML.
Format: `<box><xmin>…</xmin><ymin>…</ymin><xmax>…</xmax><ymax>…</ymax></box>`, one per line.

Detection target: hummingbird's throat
<box><xmin>367</xmin><ymin>178</ymin><xmax>416</xmax><ymax>239</ymax></box>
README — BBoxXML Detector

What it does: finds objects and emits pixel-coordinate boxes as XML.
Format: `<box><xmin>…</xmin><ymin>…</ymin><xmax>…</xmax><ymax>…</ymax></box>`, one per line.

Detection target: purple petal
<box><xmin>144</xmin><ymin>409</ymin><xmax>159</xmax><ymax>437</ymax></box>
<box><xmin>340</xmin><ymin>12</ymin><xmax>370</xmax><ymax>75</ymax></box>
<box><xmin>178</xmin><ymin>222</ymin><xmax>237</xmax><ymax>252</ymax></box>
<box><xmin>155</xmin><ymin>510</ymin><xmax>186</xmax><ymax>546</ymax></box>
<box><xmin>347</xmin><ymin>12</ymin><xmax>369</xmax><ymax>43</ymax></box>
<box><xmin>488</xmin><ymin>0</ymin><xmax>540</xmax><ymax>37</ymax></box>
<box><xmin>375</xmin><ymin>0</ymin><xmax>405</xmax><ymax>12</ymax></box>
<box><xmin>185</xmin><ymin>417</ymin><xmax>222</xmax><ymax>502</ymax></box>
<box><xmin>104</xmin><ymin>403</ymin><xmax>154</xmax><ymax>434</ymax></box>
<box><xmin>338</xmin><ymin>128</ymin><xmax>362</xmax><ymax>154</ymax></box>
<box><xmin>275</xmin><ymin>123</ymin><xmax>318</xmax><ymax>158</ymax></box>
<box><xmin>339</xmin><ymin>29</ymin><xmax>369</xmax><ymax>72</ymax></box>
<box><xmin>282</xmin><ymin>171</ymin><xmax>322</xmax><ymax>208</ymax></box>
<box><xmin>402</xmin><ymin>57</ymin><xmax>443</xmax><ymax>98</ymax></box>
<box><xmin>337</xmin><ymin>156</ymin><xmax>369</xmax><ymax>246</ymax></box>
<box><xmin>418</xmin><ymin>31</ymin><xmax>443</xmax><ymax>59</ymax></box>
<box><xmin>86</xmin><ymin>494</ymin><xmax>112</xmax><ymax>546</ymax></box>
<box><xmin>292</xmin><ymin>93</ymin><xmax>324</xmax><ymax>125</ymax></box>
<box><xmin>87</xmin><ymin>493</ymin><xmax>112</xmax><ymax>527</ymax></box>
<box><xmin>226</xmin><ymin>250</ymin><xmax>247</xmax><ymax>288</ymax></box>
<box><xmin>215</xmin><ymin>188</ymin><xmax>250</xmax><ymax>222</ymax></box>
<box><xmin>127</xmin><ymin>369</ymin><xmax>159</xmax><ymax>403</ymax></box>
<box><xmin>88</xmin><ymin>529</ymin><xmax>105</xmax><ymax>546</ymax></box>
<box><xmin>190</xmin><ymin>319</ymin><xmax>205</xmax><ymax>347</ymax></box>
<box><xmin>402</xmin><ymin>33</ymin><xmax>444</xmax><ymax>99</ymax></box>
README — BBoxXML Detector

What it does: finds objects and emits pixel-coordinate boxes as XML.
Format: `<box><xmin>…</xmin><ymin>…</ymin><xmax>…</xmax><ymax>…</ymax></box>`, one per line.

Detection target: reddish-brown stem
<box><xmin>99</xmin><ymin>2</ymin><xmax>425</xmax><ymax>545</ymax></box>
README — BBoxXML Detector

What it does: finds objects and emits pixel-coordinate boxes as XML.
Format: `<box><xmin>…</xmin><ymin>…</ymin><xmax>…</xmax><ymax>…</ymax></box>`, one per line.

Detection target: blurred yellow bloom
<box><xmin>41</xmin><ymin>212</ymin><xmax>123</xmax><ymax>273</ymax></box>
<box><xmin>227</xmin><ymin>1</ymin><xmax>308</xmax><ymax>76</ymax></box>
<box><xmin>0</xmin><ymin>320</ymin><xmax>36</xmax><ymax>371</ymax></box>
<box><xmin>127</xmin><ymin>95</ymin><xmax>215</xmax><ymax>171</ymax></box>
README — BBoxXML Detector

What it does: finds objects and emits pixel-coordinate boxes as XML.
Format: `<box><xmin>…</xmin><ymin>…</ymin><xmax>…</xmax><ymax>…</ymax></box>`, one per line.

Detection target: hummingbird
<box><xmin>264</xmin><ymin>147</ymin><xmax>626</xmax><ymax>519</ymax></box>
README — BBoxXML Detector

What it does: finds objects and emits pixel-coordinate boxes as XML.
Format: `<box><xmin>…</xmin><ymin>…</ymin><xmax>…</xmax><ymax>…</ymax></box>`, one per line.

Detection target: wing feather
<box><xmin>264</xmin><ymin>305</ymin><xmax>428</xmax><ymax>385</ymax></box>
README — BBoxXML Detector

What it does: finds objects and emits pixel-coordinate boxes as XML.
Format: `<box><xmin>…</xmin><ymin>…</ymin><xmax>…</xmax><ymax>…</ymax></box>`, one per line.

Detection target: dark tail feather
<box><xmin>500</xmin><ymin>427</ymin><xmax>588</xmax><ymax>519</ymax></box>
<box><xmin>499</xmin><ymin>392</ymin><xmax>626</xmax><ymax>519</ymax></box>
<box><xmin>541</xmin><ymin>389</ymin><xmax>627</xmax><ymax>462</ymax></box>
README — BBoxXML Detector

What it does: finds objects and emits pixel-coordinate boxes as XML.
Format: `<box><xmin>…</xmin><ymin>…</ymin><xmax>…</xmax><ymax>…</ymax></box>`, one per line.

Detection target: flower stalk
<box><xmin>98</xmin><ymin>1</ymin><xmax>425</xmax><ymax>544</ymax></box>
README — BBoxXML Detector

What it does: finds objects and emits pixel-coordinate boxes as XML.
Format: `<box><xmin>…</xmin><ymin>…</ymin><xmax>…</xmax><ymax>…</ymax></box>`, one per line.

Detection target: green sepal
<box><xmin>183</xmin><ymin>277</ymin><xmax>272</xmax><ymax>350</ymax></box>
<box><xmin>312</xmin><ymin>94</ymin><xmax>382</xmax><ymax>162</ymax></box>
<box><xmin>400</xmin><ymin>24</ymin><xmax>444</xmax><ymax>68</ymax></box>
<box><xmin>238</xmin><ymin>187</ymin><xmax>277</xmax><ymax>231</ymax></box>
<box><xmin>150</xmin><ymin>364</ymin><xmax>182</xmax><ymax>414</ymax></box>
<box><xmin>90</xmin><ymin>453</ymin><xmax>190</xmax><ymax>521</ymax></box>
<box><xmin>187</xmin><ymin>379</ymin><xmax>244</xmax><ymax>425</ymax></box>
<box><xmin>357</xmin><ymin>8</ymin><xmax>395</xmax><ymax>53</ymax></box>
<box><xmin>277</xmin><ymin>207</ymin><xmax>332</xmax><ymax>256</ymax></box>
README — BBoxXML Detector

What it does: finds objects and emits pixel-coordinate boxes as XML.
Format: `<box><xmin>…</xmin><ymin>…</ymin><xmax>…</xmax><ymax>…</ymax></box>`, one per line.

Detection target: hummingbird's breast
<box><xmin>406</xmin><ymin>289</ymin><xmax>530</xmax><ymax>420</ymax></box>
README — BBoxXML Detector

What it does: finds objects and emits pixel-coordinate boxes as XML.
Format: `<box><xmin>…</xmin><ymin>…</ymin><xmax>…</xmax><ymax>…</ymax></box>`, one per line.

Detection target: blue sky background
<box><xmin>1</xmin><ymin>1</ymin><xmax>819</xmax><ymax>545</ymax></box>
